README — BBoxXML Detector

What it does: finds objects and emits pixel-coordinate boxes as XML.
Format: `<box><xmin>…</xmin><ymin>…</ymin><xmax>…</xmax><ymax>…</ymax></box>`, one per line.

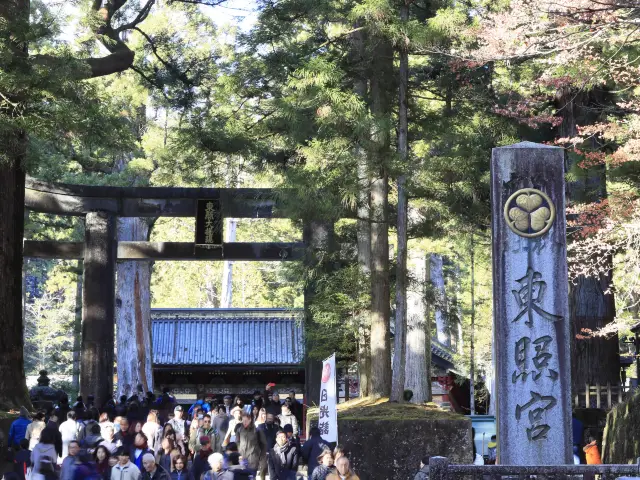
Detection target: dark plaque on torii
<box><xmin>195</xmin><ymin>198</ymin><xmax>223</xmax><ymax>247</ymax></box>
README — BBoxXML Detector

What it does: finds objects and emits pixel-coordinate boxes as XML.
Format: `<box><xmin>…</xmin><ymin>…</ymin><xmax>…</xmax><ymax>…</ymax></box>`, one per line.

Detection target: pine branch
<box><xmin>167</xmin><ymin>0</ymin><xmax>228</xmax><ymax>5</ymax></box>
<box><xmin>115</xmin><ymin>0</ymin><xmax>156</xmax><ymax>33</ymax></box>
<box><xmin>131</xmin><ymin>27</ymin><xmax>193</xmax><ymax>86</ymax></box>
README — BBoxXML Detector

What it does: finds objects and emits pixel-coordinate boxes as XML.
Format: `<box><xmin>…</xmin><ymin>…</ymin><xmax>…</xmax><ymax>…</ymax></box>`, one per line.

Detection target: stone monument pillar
<box><xmin>491</xmin><ymin>142</ymin><xmax>572</xmax><ymax>465</ymax></box>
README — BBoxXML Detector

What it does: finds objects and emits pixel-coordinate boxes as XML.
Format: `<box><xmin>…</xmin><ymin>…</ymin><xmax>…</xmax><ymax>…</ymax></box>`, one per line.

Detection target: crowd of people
<box><xmin>2</xmin><ymin>385</ymin><xmax>361</xmax><ymax>480</ymax></box>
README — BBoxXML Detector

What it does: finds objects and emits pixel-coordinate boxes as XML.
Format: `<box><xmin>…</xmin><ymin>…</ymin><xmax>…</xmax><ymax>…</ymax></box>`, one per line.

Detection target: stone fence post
<box><xmin>429</xmin><ymin>456</ymin><xmax>450</xmax><ymax>480</ymax></box>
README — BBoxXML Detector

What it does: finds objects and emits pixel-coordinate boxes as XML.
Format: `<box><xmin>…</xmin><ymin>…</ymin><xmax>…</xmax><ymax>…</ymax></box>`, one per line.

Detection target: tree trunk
<box><xmin>0</xmin><ymin>0</ymin><xmax>32</xmax><ymax>411</ymax></box>
<box><xmin>391</xmin><ymin>173</ymin><xmax>408</xmax><ymax>402</ymax></box>
<box><xmin>350</xmin><ymin>23</ymin><xmax>372</xmax><ymax>398</ymax></box>
<box><xmin>367</xmin><ymin>33</ymin><xmax>394</xmax><ymax>398</ymax></box>
<box><xmin>391</xmin><ymin>3</ymin><xmax>410</xmax><ymax>402</ymax></box>
<box><xmin>469</xmin><ymin>234</ymin><xmax>476</xmax><ymax>415</ymax></box>
<box><xmin>570</xmin><ymin>269</ymin><xmax>619</xmax><ymax>386</ymax></box>
<box><xmin>370</xmin><ymin>172</ymin><xmax>391</xmax><ymax>397</ymax></box>
<box><xmin>556</xmin><ymin>88</ymin><xmax>620</xmax><ymax>390</ymax></box>
<box><xmin>115</xmin><ymin>217</ymin><xmax>154</xmax><ymax>398</ymax></box>
<box><xmin>0</xmin><ymin>0</ymin><xmax>137</xmax><ymax>411</ymax></box>
<box><xmin>430</xmin><ymin>254</ymin><xmax>450</xmax><ymax>346</ymax></box>
<box><xmin>0</xmin><ymin>143</ymin><xmax>32</xmax><ymax>411</ymax></box>
<box><xmin>304</xmin><ymin>221</ymin><xmax>335</xmax><ymax>406</ymax></box>
<box><xmin>405</xmin><ymin>252</ymin><xmax>432</xmax><ymax>403</ymax></box>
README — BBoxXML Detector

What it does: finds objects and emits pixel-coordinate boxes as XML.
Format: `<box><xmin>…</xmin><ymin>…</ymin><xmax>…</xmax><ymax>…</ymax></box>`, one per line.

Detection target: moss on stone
<box><xmin>308</xmin><ymin>396</ymin><xmax>463</xmax><ymax>421</ymax></box>
<box><xmin>602</xmin><ymin>391</ymin><xmax>640</xmax><ymax>464</ymax></box>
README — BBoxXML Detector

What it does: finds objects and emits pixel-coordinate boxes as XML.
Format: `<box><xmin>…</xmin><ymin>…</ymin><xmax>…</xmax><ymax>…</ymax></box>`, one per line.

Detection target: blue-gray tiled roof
<box><xmin>152</xmin><ymin>309</ymin><xmax>305</xmax><ymax>367</ymax></box>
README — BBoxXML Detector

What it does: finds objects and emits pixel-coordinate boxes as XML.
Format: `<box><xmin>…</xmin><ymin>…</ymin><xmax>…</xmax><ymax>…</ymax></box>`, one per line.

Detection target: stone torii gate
<box><xmin>23</xmin><ymin>177</ymin><xmax>328</xmax><ymax>407</ymax></box>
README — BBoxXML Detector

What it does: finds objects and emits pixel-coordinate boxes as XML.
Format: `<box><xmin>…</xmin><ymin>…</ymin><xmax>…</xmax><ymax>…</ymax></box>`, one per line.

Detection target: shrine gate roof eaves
<box><xmin>151</xmin><ymin>308</ymin><xmax>305</xmax><ymax>367</ymax></box>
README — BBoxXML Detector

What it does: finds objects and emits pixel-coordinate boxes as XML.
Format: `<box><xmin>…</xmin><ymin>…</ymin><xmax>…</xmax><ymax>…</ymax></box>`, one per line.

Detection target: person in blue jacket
<box><xmin>188</xmin><ymin>400</ymin><xmax>204</xmax><ymax>418</ymax></box>
<box><xmin>8</xmin><ymin>407</ymin><xmax>32</xmax><ymax>450</ymax></box>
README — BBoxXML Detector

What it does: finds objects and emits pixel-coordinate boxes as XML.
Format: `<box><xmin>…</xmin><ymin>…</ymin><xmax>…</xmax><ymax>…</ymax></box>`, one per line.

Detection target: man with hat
<box><xmin>110</xmin><ymin>446</ymin><xmax>140</xmax><ymax>480</ymax></box>
<box><xmin>167</xmin><ymin>405</ymin><xmax>188</xmax><ymax>452</ymax></box>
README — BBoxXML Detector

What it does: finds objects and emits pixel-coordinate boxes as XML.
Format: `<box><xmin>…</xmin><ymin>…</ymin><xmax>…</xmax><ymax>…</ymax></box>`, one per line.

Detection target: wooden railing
<box><xmin>573</xmin><ymin>383</ymin><xmax>629</xmax><ymax>409</ymax></box>
<box><xmin>428</xmin><ymin>456</ymin><xmax>640</xmax><ymax>480</ymax></box>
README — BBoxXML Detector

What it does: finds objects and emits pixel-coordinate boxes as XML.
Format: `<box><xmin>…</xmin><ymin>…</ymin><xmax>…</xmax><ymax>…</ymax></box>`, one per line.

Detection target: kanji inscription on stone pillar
<box><xmin>491</xmin><ymin>142</ymin><xmax>572</xmax><ymax>465</ymax></box>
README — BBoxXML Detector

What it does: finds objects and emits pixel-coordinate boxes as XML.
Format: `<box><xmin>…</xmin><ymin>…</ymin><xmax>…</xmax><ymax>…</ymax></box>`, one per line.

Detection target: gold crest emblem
<box><xmin>504</xmin><ymin>188</ymin><xmax>556</xmax><ymax>238</ymax></box>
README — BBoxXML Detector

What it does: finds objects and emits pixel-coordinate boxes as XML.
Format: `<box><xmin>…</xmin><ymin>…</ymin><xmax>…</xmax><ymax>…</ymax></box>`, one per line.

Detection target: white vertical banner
<box><xmin>318</xmin><ymin>353</ymin><xmax>338</xmax><ymax>443</ymax></box>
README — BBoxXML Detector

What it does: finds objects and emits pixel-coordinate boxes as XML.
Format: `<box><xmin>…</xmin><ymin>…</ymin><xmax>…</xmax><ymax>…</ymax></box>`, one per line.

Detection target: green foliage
<box><xmin>23</xmin><ymin>269</ymin><xmax>76</xmax><ymax>376</ymax></box>
<box><xmin>16</xmin><ymin>0</ymin><xmax>528</xmax><ymax>394</ymax></box>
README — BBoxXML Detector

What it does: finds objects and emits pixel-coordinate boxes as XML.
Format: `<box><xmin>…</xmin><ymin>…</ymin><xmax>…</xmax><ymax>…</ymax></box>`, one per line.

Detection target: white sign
<box><xmin>318</xmin><ymin>353</ymin><xmax>338</xmax><ymax>443</ymax></box>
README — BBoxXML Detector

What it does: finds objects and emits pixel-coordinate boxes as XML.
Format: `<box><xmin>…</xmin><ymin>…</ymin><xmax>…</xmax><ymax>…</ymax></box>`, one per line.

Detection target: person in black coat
<box><xmin>42</xmin><ymin>413</ymin><xmax>63</xmax><ymax>460</ymax></box>
<box><xmin>256</xmin><ymin>414</ymin><xmax>279</xmax><ymax>450</ymax></box>
<box><xmin>301</xmin><ymin>426</ymin><xmax>329</xmax><ymax>478</ymax></box>
<box><xmin>265</xmin><ymin>393</ymin><xmax>282</xmax><ymax>417</ymax></box>
<box><xmin>54</xmin><ymin>397</ymin><xmax>71</xmax><ymax>426</ymax></box>
<box><xmin>226</xmin><ymin>452</ymin><xmax>255</xmax><ymax>480</ymax></box>
<box><xmin>115</xmin><ymin>396</ymin><xmax>128</xmax><ymax>417</ymax></box>
<box><xmin>190</xmin><ymin>436</ymin><xmax>213</xmax><ymax>480</ymax></box>
<box><xmin>13</xmin><ymin>438</ymin><xmax>31</xmax><ymax>480</ymax></box>
<box><xmin>268</xmin><ymin>430</ymin><xmax>300</xmax><ymax>480</ymax></box>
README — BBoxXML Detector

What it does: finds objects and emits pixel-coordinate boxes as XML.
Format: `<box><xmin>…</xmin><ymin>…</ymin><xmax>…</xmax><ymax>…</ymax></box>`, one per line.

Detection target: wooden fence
<box><xmin>573</xmin><ymin>383</ymin><xmax>629</xmax><ymax>409</ymax></box>
<box><xmin>428</xmin><ymin>456</ymin><xmax>640</xmax><ymax>480</ymax></box>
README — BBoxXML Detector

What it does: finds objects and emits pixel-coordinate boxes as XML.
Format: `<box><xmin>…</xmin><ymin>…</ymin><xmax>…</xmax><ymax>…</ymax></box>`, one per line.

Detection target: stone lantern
<box><xmin>29</xmin><ymin>370</ymin><xmax>65</xmax><ymax>412</ymax></box>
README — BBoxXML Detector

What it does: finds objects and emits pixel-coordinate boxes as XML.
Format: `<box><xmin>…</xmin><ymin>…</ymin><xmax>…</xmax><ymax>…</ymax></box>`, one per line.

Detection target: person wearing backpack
<box><xmin>13</xmin><ymin>439</ymin><xmax>32</xmax><ymax>480</ymax></box>
<box><xmin>31</xmin><ymin>428</ymin><xmax>58</xmax><ymax>480</ymax></box>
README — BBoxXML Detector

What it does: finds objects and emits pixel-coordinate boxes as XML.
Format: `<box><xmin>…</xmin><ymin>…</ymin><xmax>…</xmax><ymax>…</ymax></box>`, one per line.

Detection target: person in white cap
<box><xmin>140</xmin><ymin>452</ymin><xmax>171</xmax><ymax>480</ymax></box>
<box><xmin>167</xmin><ymin>405</ymin><xmax>188</xmax><ymax>452</ymax></box>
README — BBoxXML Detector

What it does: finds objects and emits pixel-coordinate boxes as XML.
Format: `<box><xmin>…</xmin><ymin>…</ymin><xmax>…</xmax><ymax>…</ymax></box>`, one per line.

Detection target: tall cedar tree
<box><xmin>0</xmin><ymin>0</ymin><xmax>154</xmax><ymax>410</ymax></box>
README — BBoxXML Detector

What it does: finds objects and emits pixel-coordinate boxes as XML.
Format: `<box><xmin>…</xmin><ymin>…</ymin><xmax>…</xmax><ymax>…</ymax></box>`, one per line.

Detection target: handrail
<box><xmin>448</xmin><ymin>464</ymin><xmax>640</xmax><ymax>475</ymax></box>
<box><xmin>428</xmin><ymin>456</ymin><xmax>640</xmax><ymax>480</ymax></box>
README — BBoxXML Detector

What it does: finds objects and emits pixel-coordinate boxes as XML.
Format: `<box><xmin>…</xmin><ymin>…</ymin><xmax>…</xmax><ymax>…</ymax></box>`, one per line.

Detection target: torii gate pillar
<box><xmin>80</xmin><ymin>212</ymin><xmax>117</xmax><ymax>407</ymax></box>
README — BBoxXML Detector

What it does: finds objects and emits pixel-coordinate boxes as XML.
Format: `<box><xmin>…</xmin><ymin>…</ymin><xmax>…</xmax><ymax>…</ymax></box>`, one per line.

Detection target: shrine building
<box><xmin>151</xmin><ymin>308</ymin><xmax>306</xmax><ymax>401</ymax></box>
